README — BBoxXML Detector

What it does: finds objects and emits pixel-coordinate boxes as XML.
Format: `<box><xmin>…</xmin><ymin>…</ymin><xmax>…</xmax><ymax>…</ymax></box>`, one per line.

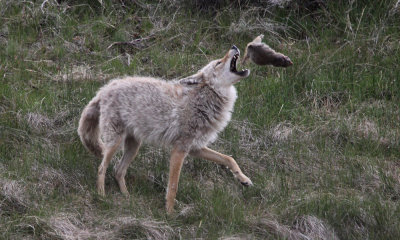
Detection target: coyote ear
<box><xmin>194</xmin><ymin>71</ymin><xmax>205</xmax><ymax>81</ymax></box>
<box><xmin>179</xmin><ymin>71</ymin><xmax>205</xmax><ymax>85</ymax></box>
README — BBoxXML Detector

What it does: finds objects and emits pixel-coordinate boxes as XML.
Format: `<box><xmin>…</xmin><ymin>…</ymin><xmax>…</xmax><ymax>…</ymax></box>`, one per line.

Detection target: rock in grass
<box><xmin>242</xmin><ymin>34</ymin><xmax>293</xmax><ymax>67</ymax></box>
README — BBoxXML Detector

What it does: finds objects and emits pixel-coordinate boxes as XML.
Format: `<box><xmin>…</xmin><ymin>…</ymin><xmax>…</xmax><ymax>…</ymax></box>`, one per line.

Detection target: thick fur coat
<box><xmin>83</xmin><ymin>76</ymin><xmax>237</xmax><ymax>152</ymax></box>
<box><xmin>78</xmin><ymin>46</ymin><xmax>253</xmax><ymax>213</ymax></box>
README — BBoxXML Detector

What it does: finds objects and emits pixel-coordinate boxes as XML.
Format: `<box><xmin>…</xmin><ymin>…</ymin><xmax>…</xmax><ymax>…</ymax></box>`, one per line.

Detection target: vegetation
<box><xmin>1</xmin><ymin>0</ymin><xmax>399</xmax><ymax>239</ymax></box>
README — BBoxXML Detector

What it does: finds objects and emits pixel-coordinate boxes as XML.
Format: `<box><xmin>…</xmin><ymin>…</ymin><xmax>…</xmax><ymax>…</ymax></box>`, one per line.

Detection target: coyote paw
<box><xmin>97</xmin><ymin>178</ymin><xmax>106</xmax><ymax>197</ymax></box>
<box><xmin>121</xmin><ymin>190</ymin><xmax>130</xmax><ymax>197</ymax></box>
<box><xmin>97</xmin><ymin>186</ymin><xmax>106</xmax><ymax>197</ymax></box>
<box><xmin>240</xmin><ymin>178</ymin><xmax>253</xmax><ymax>187</ymax></box>
<box><xmin>166</xmin><ymin>201</ymin><xmax>175</xmax><ymax>215</ymax></box>
<box><xmin>236</xmin><ymin>173</ymin><xmax>253</xmax><ymax>187</ymax></box>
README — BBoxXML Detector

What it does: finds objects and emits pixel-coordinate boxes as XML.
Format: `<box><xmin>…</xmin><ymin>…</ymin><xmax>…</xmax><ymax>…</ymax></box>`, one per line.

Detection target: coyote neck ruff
<box><xmin>78</xmin><ymin>46</ymin><xmax>253</xmax><ymax>214</ymax></box>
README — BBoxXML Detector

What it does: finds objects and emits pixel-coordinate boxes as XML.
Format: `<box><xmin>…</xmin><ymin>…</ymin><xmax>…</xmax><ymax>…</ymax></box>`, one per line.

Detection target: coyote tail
<box><xmin>78</xmin><ymin>97</ymin><xmax>103</xmax><ymax>157</ymax></box>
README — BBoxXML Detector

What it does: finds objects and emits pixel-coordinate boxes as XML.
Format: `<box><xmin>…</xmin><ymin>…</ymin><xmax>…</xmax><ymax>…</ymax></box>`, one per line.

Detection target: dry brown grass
<box><xmin>390</xmin><ymin>0</ymin><xmax>400</xmax><ymax>15</ymax></box>
<box><xmin>293</xmin><ymin>215</ymin><xmax>339</xmax><ymax>240</ymax></box>
<box><xmin>31</xmin><ymin>164</ymin><xmax>85</xmax><ymax>196</ymax></box>
<box><xmin>218</xmin><ymin>234</ymin><xmax>255</xmax><ymax>240</ymax></box>
<box><xmin>26</xmin><ymin>112</ymin><xmax>54</xmax><ymax>131</ymax></box>
<box><xmin>252</xmin><ymin>217</ymin><xmax>308</xmax><ymax>240</ymax></box>
<box><xmin>15</xmin><ymin>110</ymin><xmax>77</xmax><ymax>145</ymax></box>
<box><xmin>46</xmin><ymin>213</ymin><xmax>101</xmax><ymax>240</ymax></box>
<box><xmin>113</xmin><ymin>217</ymin><xmax>175</xmax><ymax>240</ymax></box>
<box><xmin>0</xmin><ymin>177</ymin><xmax>30</xmax><ymax>215</ymax></box>
<box><xmin>53</xmin><ymin>65</ymin><xmax>111</xmax><ymax>82</ymax></box>
<box><xmin>8</xmin><ymin>189</ymin><xmax>176</xmax><ymax>240</ymax></box>
<box><xmin>271</xmin><ymin>122</ymin><xmax>295</xmax><ymax>142</ymax></box>
<box><xmin>250</xmin><ymin>214</ymin><xmax>338</xmax><ymax>240</ymax></box>
<box><xmin>227</xmin><ymin>7</ymin><xmax>288</xmax><ymax>43</ymax></box>
<box><xmin>41</xmin><ymin>213</ymin><xmax>176</xmax><ymax>240</ymax></box>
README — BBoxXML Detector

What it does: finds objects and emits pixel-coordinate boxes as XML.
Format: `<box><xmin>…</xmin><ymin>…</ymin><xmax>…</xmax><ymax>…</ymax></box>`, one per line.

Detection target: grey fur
<box><xmin>78</xmin><ymin>48</ymin><xmax>249</xmax><ymax>153</ymax></box>
<box><xmin>77</xmin><ymin>47</ymin><xmax>253</xmax><ymax>207</ymax></box>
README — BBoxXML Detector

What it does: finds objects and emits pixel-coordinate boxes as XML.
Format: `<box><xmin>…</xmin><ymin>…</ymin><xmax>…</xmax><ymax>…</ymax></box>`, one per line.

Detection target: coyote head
<box><xmin>198</xmin><ymin>45</ymin><xmax>250</xmax><ymax>87</ymax></box>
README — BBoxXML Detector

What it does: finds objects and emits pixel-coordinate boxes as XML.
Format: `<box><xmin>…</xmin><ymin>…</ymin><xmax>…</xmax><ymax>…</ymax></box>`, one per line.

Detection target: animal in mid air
<box><xmin>242</xmin><ymin>34</ymin><xmax>293</xmax><ymax>67</ymax></box>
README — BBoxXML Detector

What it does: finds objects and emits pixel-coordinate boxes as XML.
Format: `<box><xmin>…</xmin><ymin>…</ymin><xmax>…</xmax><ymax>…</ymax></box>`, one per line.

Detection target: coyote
<box><xmin>78</xmin><ymin>45</ymin><xmax>253</xmax><ymax>214</ymax></box>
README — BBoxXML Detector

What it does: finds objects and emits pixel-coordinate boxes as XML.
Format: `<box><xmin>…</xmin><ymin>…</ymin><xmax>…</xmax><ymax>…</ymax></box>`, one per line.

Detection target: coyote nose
<box><xmin>231</xmin><ymin>45</ymin><xmax>238</xmax><ymax>51</ymax></box>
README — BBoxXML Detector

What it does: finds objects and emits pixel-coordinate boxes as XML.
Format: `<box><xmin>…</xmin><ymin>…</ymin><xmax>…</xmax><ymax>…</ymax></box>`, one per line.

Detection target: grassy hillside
<box><xmin>1</xmin><ymin>0</ymin><xmax>399</xmax><ymax>239</ymax></box>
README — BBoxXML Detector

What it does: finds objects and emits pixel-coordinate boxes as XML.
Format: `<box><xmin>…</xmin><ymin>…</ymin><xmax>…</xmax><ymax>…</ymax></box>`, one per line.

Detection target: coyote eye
<box><xmin>215</xmin><ymin>61</ymin><xmax>222</xmax><ymax>67</ymax></box>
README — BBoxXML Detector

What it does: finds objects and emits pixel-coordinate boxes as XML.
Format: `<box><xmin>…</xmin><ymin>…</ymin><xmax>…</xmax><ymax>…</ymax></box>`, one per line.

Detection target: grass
<box><xmin>1</xmin><ymin>0</ymin><xmax>399</xmax><ymax>239</ymax></box>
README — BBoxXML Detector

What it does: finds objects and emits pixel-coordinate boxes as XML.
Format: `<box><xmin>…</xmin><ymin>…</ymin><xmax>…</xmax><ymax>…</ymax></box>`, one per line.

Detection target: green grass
<box><xmin>1</xmin><ymin>0</ymin><xmax>400</xmax><ymax>239</ymax></box>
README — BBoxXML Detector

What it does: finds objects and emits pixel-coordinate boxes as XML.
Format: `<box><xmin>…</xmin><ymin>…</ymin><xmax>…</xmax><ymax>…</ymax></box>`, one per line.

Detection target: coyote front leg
<box><xmin>166</xmin><ymin>147</ymin><xmax>187</xmax><ymax>214</ymax></box>
<box><xmin>190</xmin><ymin>147</ymin><xmax>253</xmax><ymax>186</ymax></box>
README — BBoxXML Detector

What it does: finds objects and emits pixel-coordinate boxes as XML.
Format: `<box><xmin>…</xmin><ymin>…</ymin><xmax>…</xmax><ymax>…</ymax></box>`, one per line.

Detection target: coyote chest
<box><xmin>98</xmin><ymin>77</ymin><xmax>237</xmax><ymax>150</ymax></box>
<box><xmin>182</xmin><ymin>82</ymin><xmax>237</xmax><ymax>149</ymax></box>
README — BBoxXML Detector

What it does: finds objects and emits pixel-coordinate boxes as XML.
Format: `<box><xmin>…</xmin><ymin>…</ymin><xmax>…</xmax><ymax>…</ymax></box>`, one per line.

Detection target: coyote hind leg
<box><xmin>190</xmin><ymin>147</ymin><xmax>253</xmax><ymax>186</ymax></box>
<box><xmin>114</xmin><ymin>135</ymin><xmax>141</xmax><ymax>196</ymax></box>
<box><xmin>97</xmin><ymin>136</ymin><xmax>121</xmax><ymax>196</ymax></box>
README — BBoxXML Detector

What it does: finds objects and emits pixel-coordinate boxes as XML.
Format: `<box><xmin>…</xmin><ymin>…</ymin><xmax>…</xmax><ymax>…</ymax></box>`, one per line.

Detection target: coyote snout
<box><xmin>78</xmin><ymin>46</ymin><xmax>253</xmax><ymax>214</ymax></box>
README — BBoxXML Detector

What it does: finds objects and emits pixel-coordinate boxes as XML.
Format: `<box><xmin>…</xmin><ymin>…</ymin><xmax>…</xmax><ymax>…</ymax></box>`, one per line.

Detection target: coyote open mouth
<box><xmin>230</xmin><ymin>51</ymin><xmax>249</xmax><ymax>77</ymax></box>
